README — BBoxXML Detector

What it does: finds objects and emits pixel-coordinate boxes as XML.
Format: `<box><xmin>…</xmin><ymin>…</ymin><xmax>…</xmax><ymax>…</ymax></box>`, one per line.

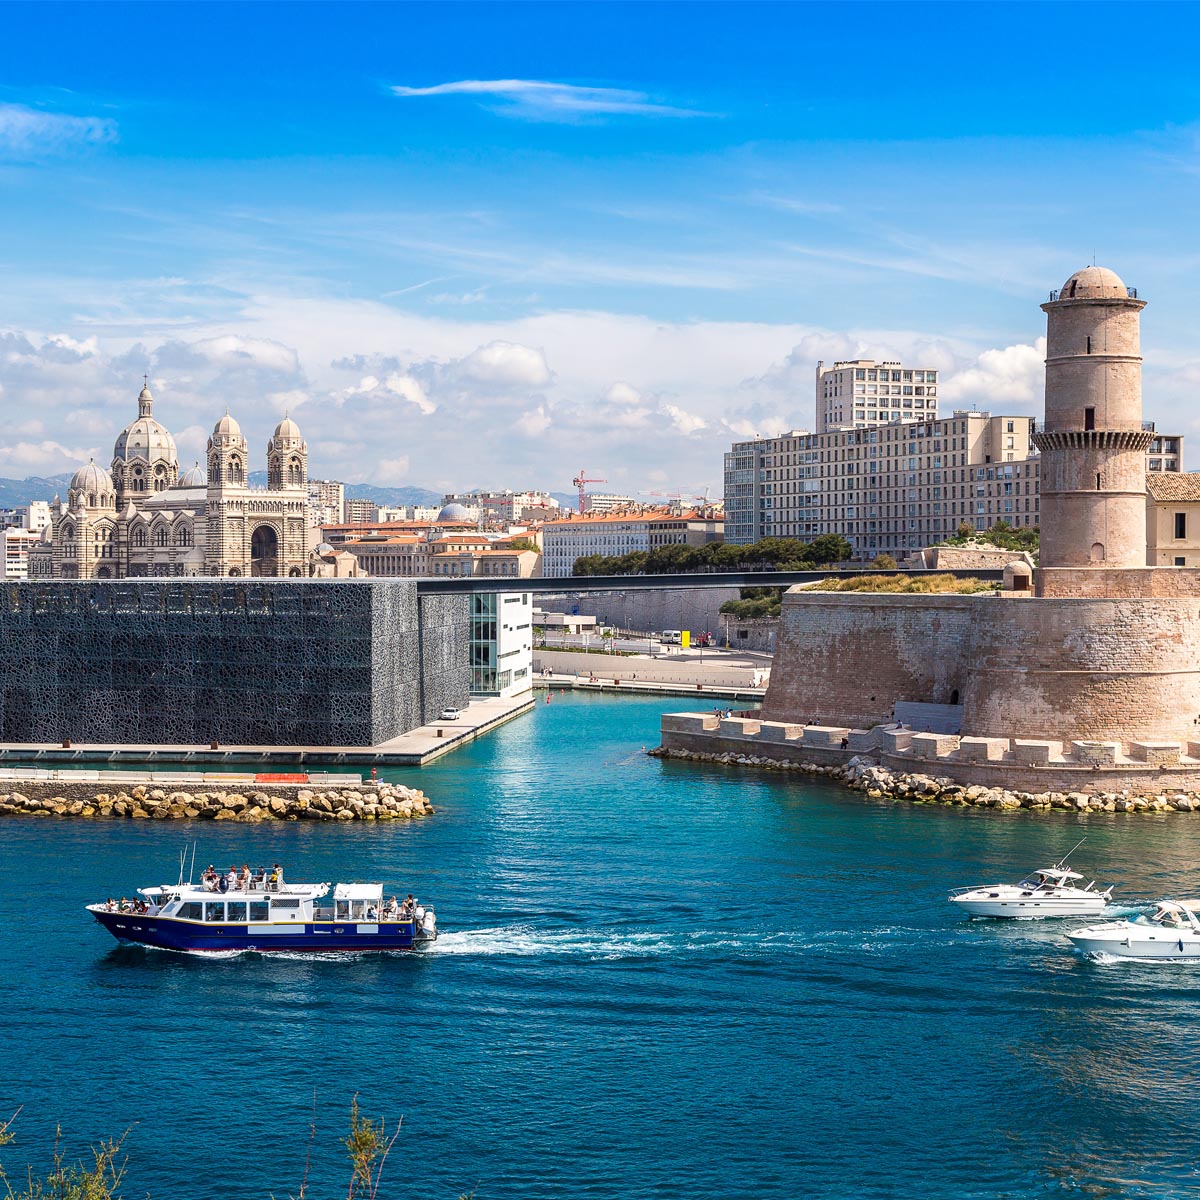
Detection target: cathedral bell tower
<box><xmin>1033</xmin><ymin>266</ymin><xmax>1151</xmax><ymax>577</ymax></box>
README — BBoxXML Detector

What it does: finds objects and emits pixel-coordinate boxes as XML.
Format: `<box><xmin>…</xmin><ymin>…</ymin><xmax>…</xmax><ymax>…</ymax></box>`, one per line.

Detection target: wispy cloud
<box><xmin>0</xmin><ymin>102</ymin><xmax>117</xmax><ymax>158</ymax></box>
<box><xmin>390</xmin><ymin>78</ymin><xmax>710</xmax><ymax>122</ymax></box>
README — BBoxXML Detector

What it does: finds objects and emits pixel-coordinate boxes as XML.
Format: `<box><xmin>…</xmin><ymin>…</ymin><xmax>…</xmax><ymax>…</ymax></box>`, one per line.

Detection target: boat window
<box><xmin>272</xmin><ymin>898</ymin><xmax>300</xmax><ymax>909</ymax></box>
<box><xmin>204</xmin><ymin>902</ymin><xmax>225</xmax><ymax>922</ymax></box>
<box><xmin>336</xmin><ymin>901</ymin><xmax>350</xmax><ymax>920</ymax></box>
<box><xmin>351</xmin><ymin>901</ymin><xmax>365</xmax><ymax>919</ymax></box>
<box><xmin>226</xmin><ymin>901</ymin><xmax>247</xmax><ymax>923</ymax></box>
<box><xmin>178</xmin><ymin>902</ymin><xmax>203</xmax><ymax>921</ymax></box>
<box><xmin>249</xmin><ymin>901</ymin><xmax>269</xmax><ymax>922</ymax></box>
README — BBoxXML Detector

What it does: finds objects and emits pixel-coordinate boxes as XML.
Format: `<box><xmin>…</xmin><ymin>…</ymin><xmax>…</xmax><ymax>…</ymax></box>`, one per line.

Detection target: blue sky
<box><xmin>2</xmin><ymin>1</ymin><xmax>1200</xmax><ymax>491</ymax></box>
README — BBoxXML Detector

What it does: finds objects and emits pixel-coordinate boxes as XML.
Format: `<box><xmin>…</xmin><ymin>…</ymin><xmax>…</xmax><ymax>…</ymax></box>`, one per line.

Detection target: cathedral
<box><xmin>33</xmin><ymin>383</ymin><xmax>313</xmax><ymax>578</ymax></box>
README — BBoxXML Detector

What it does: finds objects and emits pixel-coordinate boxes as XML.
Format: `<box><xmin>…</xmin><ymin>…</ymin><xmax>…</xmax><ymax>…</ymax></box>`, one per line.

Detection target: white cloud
<box><xmin>941</xmin><ymin>338</ymin><xmax>1046</xmax><ymax>411</ymax></box>
<box><xmin>662</xmin><ymin>404</ymin><xmax>708</xmax><ymax>435</ymax></box>
<box><xmin>390</xmin><ymin>79</ymin><xmax>709</xmax><ymax>122</ymax></box>
<box><xmin>451</xmin><ymin>340</ymin><xmax>551</xmax><ymax>389</ymax></box>
<box><xmin>515</xmin><ymin>406</ymin><xmax>551</xmax><ymax>438</ymax></box>
<box><xmin>0</xmin><ymin>103</ymin><xmax>117</xmax><ymax>158</ymax></box>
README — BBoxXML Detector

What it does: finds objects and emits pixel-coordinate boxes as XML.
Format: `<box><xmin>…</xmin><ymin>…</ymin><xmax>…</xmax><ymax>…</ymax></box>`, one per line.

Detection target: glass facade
<box><xmin>470</xmin><ymin>592</ymin><xmax>498</xmax><ymax>694</ymax></box>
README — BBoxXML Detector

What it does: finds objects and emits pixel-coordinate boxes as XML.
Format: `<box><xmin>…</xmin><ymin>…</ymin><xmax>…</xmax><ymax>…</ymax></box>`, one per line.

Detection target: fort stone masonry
<box><xmin>670</xmin><ymin>267</ymin><xmax>1200</xmax><ymax>793</ymax></box>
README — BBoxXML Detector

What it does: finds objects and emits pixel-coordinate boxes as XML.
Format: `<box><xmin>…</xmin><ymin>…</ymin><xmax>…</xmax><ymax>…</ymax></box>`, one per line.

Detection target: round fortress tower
<box><xmin>1032</xmin><ymin>266</ymin><xmax>1151</xmax><ymax>570</ymax></box>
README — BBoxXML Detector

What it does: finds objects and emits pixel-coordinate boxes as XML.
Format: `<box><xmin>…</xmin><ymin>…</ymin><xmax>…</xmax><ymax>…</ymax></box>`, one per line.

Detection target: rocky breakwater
<box><xmin>649</xmin><ymin>745</ymin><xmax>1200</xmax><ymax>814</ymax></box>
<box><xmin>0</xmin><ymin>781</ymin><xmax>435</xmax><ymax>822</ymax></box>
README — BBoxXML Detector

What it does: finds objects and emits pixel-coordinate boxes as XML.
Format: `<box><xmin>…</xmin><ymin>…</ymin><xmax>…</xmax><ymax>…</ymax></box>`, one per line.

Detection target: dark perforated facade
<box><xmin>0</xmin><ymin>581</ymin><xmax>469</xmax><ymax>747</ymax></box>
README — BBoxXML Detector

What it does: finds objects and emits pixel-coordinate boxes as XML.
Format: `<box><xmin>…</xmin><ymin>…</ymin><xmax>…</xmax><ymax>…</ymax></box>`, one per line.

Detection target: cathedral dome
<box><xmin>176</xmin><ymin>463</ymin><xmax>206</xmax><ymax>488</ymax></box>
<box><xmin>1058</xmin><ymin>266</ymin><xmax>1129</xmax><ymax>300</ymax></box>
<box><xmin>113</xmin><ymin>410</ymin><xmax>177</xmax><ymax>466</ymax></box>
<box><xmin>438</xmin><ymin>502</ymin><xmax>471</xmax><ymax>521</ymax></box>
<box><xmin>70</xmin><ymin>460</ymin><xmax>115</xmax><ymax>495</ymax></box>
<box><xmin>273</xmin><ymin>415</ymin><xmax>302</xmax><ymax>441</ymax></box>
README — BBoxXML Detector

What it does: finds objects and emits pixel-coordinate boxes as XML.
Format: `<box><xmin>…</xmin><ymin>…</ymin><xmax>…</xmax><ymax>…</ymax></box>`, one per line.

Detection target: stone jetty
<box><xmin>648</xmin><ymin>746</ymin><xmax>1200</xmax><ymax>814</ymax></box>
<box><xmin>0</xmin><ymin>780</ymin><xmax>434</xmax><ymax>822</ymax></box>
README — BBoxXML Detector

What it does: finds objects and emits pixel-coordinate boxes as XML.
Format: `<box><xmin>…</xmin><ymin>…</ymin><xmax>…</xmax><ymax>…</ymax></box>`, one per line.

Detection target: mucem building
<box><xmin>0</xmin><ymin>580</ymin><xmax>469</xmax><ymax>747</ymax></box>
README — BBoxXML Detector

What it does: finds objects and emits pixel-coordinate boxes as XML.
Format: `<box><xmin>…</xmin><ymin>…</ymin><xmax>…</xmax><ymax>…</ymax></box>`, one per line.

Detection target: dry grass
<box><xmin>801</xmin><ymin>573</ymin><xmax>995</xmax><ymax>594</ymax></box>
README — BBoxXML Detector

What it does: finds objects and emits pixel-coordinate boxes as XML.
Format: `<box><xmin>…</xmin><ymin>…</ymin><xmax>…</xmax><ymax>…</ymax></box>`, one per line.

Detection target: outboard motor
<box><xmin>420</xmin><ymin>908</ymin><xmax>437</xmax><ymax>939</ymax></box>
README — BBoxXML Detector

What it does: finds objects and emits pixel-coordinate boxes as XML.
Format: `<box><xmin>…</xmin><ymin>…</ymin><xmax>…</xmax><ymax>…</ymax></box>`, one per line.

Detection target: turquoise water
<box><xmin>2</xmin><ymin>691</ymin><xmax>1200</xmax><ymax>1198</ymax></box>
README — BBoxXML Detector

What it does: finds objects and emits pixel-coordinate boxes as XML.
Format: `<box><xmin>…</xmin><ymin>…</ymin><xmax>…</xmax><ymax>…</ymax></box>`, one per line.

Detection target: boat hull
<box><xmin>89</xmin><ymin>907</ymin><xmax>428</xmax><ymax>953</ymax></box>
<box><xmin>950</xmin><ymin>892</ymin><xmax>1109</xmax><ymax>919</ymax></box>
<box><xmin>1067</xmin><ymin>924</ymin><xmax>1200</xmax><ymax>960</ymax></box>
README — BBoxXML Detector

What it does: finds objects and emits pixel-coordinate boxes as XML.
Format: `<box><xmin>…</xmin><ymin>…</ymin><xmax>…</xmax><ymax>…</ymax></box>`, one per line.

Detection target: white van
<box><xmin>660</xmin><ymin>629</ymin><xmax>683</xmax><ymax>645</ymax></box>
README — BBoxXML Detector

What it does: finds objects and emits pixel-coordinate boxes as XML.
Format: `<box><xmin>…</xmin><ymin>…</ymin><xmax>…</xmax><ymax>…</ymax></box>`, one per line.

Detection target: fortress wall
<box><xmin>963</xmin><ymin>597</ymin><xmax>1200</xmax><ymax>743</ymax></box>
<box><xmin>1037</xmin><ymin>567</ymin><xmax>1200</xmax><ymax>598</ymax></box>
<box><xmin>760</xmin><ymin>591</ymin><xmax>977</xmax><ymax>729</ymax></box>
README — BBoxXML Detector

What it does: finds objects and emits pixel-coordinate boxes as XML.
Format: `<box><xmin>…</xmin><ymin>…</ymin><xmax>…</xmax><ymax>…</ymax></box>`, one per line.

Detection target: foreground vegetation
<box><xmin>802</xmin><ymin>573</ymin><xmax>997</xmax><ymax>594</ymax></box>
<box><xmin>938</xmin><ymin>519</ymin><xmax>1039</xmax><ymax>555</ymax></box>
<box><xmin>0</xmin><ymin>1103</ymin><xmax>473</xmax><ymax>1200</ymax></box>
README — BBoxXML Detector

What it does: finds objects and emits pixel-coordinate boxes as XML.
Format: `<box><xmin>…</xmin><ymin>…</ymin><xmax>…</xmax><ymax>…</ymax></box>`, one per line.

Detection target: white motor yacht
<box><xmin>949</xmin><ymin>862</ymin><xmax>1112</xmax><ymax>919</ymax></box>
<box><xmin>1067</xmin><ymin>900</ymin><xmax>1200</xmax><ymax>960</ymax></box>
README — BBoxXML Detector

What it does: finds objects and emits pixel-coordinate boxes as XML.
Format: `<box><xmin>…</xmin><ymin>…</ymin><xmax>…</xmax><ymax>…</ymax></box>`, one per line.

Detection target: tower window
<box><xmin>1086</xmin><ymin>335</ymin><xmax>1092</xmax><ymax>354</ymax></box>
<box><xmin>1084</xmin><ymin>407</ymin><xmax>1096</xmax><ymax>431</ymax></box>
<box><xmin>1176</xmin><ymin>512</ymin><xmax>1188</xmax><ymax>540</ymax></box>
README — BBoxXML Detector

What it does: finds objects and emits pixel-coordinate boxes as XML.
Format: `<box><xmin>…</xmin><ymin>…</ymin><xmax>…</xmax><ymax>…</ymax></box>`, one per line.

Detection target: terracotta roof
<box><xmin>1146</xmin><ymin>473</ymin><xmax>1200</xmax><ymax>502</ymax></box>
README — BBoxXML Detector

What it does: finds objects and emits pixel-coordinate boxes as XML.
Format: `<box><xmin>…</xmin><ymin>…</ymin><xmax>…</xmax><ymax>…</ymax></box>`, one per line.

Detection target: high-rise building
<box><xmin>307</xmin><ymin>479</ymin><xmax>344</xmax><ymax>528</ymax></box>
<box><xmin>815</xmin><ymin>359</ymin><xmax>940</xmax><ymax>433</ymax></box>
<box><xmin>343</xmin><ymin>497</ymin><xmax>376</xmax><ymax>524</ymax></box>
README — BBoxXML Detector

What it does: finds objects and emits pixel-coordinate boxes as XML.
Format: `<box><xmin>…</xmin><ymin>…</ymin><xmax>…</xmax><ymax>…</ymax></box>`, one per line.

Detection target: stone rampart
<box><xmin>963</xmin><ymin>595</ymin><xmax>1200</xmax><ymax>743</ymax></box>
<box><xmin>1036</xmin><ymin>566</ymin><xmax>1200</xmax><ymax>598</ymax></box>
<box><xmin>761</xmin><ymin>591</ymin><xmax>976</xmax><ymax>729</ymax></box>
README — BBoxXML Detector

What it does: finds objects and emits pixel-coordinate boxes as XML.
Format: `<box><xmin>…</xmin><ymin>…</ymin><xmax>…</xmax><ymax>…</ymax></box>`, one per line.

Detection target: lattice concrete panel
<box><xmin>0</xmin><ymin>581</ymin><xmax>469</xmax><ymax>747</ymax></box>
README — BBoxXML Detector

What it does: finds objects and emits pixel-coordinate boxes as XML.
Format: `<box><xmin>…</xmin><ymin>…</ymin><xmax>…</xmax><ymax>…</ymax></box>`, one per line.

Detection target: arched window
<box><xmin>88</xmin><ymin>493</ymin><xmax>96</xmax><ymax>507</ymax></box>
<box><xmin>288</xmin><ymin>458</ymin><xmax>302</xmax><ymax>485</ymax></box>
<box><xmin>153</xmin><ymin>527</ymin><xmax>169</xmax><ymax>548</ymax></box>
<box><xmin>176</xmin><ymin>525</ymin><xmax>192</xmax><ymax>548</ymax></box>
<box><xmin>133</xmin><ymin>528</ymin><xmax>147</xmax><ymax>548</ymax></box>
<box><xmin>230</xmin><ymin>457</ymin><xmax>244</xmax><ymax>484</ymax></box>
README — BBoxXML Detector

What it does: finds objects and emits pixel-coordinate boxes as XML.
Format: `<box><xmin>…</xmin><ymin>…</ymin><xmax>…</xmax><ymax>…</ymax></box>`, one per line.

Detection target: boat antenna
<box><xmin>178</xmin><ymin>846</ymin><xmax>185</xmax><ymax>888</ymax></box>
<box><xmin>1058</xmin><ymin>837</ymin><xmax>1087</xmax><ymax>866</ymax></box>
<box><xmin>188</xmin><ymin>841</ymin><xmax>197</xmax><ymax>885</ymax></box>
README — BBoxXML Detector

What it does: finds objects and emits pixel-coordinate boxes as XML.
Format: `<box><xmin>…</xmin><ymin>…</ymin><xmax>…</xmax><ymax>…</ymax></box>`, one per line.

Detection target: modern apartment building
<box><xmin>724</xmin><ymin>410</ymin><xmax>1184</xmax><ymax>558</ymax></box>
<box><xmin>3</xmin><ymin>528</ymin><xmax>40</xmax><ymax>579</ymax></box>
<box><xmin>343</xmin><ymin>497</ymin><xmax>377</xmax><ymax>524</ymax></box>
<box><xmin>583</xmin><ymin>492</ymin><xmax>638</xmax><ymax>514</ymax></box>
<box><xmin>815</xmin><ymin>359</ymin><xmax>940</xmax><ymax>434</ymax></box>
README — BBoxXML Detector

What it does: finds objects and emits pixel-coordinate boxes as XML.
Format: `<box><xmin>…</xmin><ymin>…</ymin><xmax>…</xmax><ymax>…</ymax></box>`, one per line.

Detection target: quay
<box><xmin>0</xmin><ymin>691</ymin><xmax>535</xmax><ymax>769</ymax></box>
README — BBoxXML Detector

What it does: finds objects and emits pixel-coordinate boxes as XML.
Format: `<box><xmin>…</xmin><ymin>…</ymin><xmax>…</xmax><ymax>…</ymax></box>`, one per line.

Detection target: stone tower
<box><xmin>266</xmin><ymin>414</ymin><xmax>308</xmax><ymax>491</ymax></box>
<box><xmin>1033</xmin><ymin>265</ymin><xmax>1151</xmax><ymax>573</ymax></box>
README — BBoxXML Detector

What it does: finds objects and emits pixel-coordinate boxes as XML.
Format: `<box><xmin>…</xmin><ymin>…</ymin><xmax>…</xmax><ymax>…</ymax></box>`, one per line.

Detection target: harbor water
<box><xmin>2</xmin><ymin>691</ymin><xmax>1200</xmax><ymax>1198</ymax></box>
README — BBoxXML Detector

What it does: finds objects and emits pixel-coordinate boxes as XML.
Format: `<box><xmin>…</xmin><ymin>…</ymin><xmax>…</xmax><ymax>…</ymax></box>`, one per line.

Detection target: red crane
<box><xmin>572</xmin><ymin>468</ymin><xmax>606</xmax><ymax>513</ymax></box>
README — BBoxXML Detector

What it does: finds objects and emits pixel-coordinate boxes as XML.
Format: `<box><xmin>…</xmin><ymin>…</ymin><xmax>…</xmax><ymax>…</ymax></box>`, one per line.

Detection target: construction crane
<box><xmin>573</xmin><ymin>468</ymin><xmax>606</xmax><ymax>513</ymax></box>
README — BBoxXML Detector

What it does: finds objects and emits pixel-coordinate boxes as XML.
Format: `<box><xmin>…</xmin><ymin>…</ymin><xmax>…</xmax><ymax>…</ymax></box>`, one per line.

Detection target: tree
<box><xmin>871</xmin><ymin>553</ymin><xmax>898</xmax><ymax>570</ymax></box>
<box><xmin>957</xmin><ymin>522</ymin><xmax>974</xmax><ymax>538</ymax></box>
<box><xmin>802</xmin><ymin>534</ymin><xmax>852</xmax><ymax>565</ymax></box>
<box><xmin>506</xmin><ymin>537</ymin><xmax>539</xmax><ymax>553</ymax></box>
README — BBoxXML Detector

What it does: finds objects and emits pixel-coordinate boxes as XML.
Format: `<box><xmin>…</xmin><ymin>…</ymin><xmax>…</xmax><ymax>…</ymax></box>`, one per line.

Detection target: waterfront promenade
<box><xmin>0</xmin><ymin>691</ymin><xmax>535</xmax><ymax>768</ymax></box>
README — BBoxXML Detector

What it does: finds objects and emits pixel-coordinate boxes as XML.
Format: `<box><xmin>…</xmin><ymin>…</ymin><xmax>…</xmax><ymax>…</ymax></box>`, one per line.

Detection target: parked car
<box><xmin>439</xmin><ymin>707</ymin><xmax>462</xmax><ymax>721</ymax></box>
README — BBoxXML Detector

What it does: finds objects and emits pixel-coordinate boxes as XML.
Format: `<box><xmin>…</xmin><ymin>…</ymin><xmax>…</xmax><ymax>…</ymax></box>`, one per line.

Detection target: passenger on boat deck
<box><xmin>226</xmin><ymin>868</ymin><xmax>238</xmax><ymax>890</ymax></box>
<box><xmin>118</xmin><ymin>896</ymin><xmax>130</xmax><ymax>912</ymax></box>
<box><xmin>400</xmin><ymin>894</ymin><xmax>415</xmax><ymax>918</ymax></box>
<box><xmin>269</xmin><ymin>863</ymin><xmax>284</xmax><ymax>891</ymax></box>
<box><xmin>105</xmin><ymin>898</ymin><xmax>115</xmax><ymax>911</ymax></box>
<box><xmin>367</xmin><ymin>905</ymin><xmax>378</xmax><ymax>920</ymax></box>
<box><xmin>385</xmin><ymin>896</ymin><xmax>398</xmax><ymax>918</ymax></box>
<box><xmin>239</xmin><ymin>865</ymin><xmax>250</xmax><ymax>889</ymax></box>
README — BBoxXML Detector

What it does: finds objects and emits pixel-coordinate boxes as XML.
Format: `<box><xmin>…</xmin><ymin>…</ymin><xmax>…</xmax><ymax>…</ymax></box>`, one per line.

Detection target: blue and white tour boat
<box><xmin>87</xmin><ymin>864</ymin><xmax>437</xmax><ymax>953</ymax></box>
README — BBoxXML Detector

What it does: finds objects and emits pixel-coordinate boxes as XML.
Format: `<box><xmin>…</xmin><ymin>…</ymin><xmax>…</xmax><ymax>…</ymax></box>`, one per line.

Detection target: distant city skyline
<box><xmin>1</xmin><ymin>1</ymin><xmax>1198</xmax><ymax>490</ymax></box>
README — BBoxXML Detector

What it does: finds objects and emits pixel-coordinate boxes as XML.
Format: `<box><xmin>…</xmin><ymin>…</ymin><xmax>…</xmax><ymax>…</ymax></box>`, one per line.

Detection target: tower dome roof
<box><xmin>273</xmin><ymin>414</ymin><xmax>302</xmax><ymax>440</ymax></box>
<box><xmin>1059</xmin><ymin>266</ymin><xmax>1129</xmax><ymax>300</ymax></box>
<box><xmin>113</xmin><ymin>384</ymin><xmax>178</xmax><ymax>467</ymax></box>
<box><xmin>70</xmin><ymin>460</ymin><xmax>115</xmax><ymax>495</ymax></box>
<box><xmin>213</xmin><ymin>412</ymin><xmax>242</xmax><ymax>437</ymax></box>
<box><xmin>437</xmin><ymin>502</ymin><xmax>471</xmax><ymax>521</ymax></box>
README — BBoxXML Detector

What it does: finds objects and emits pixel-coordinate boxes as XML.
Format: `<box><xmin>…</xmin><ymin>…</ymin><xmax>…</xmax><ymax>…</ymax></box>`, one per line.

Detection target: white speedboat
<box><xmin>1067</xmin><ymin>901</ymin><xmax>1200</xmax><ymax>960</ymax></box>
<box><xmin>949</xmin><ymin>863</ymin><xmax>1112</xmax><ymax>919</ymax></box>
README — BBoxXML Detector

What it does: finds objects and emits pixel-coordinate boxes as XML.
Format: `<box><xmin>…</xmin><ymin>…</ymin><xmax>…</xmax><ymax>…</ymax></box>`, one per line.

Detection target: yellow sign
<box><xmin>681</xmin><ymin>630</ymin><xmax>691</xmax><ymax>648</ymax></box>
